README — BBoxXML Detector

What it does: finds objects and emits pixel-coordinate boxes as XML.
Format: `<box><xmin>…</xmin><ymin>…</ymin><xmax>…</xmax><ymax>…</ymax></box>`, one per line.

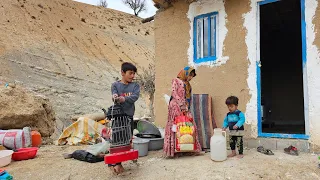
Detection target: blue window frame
<box><xmin>193</xmin><ymin>12</ymin><xmax>218</xmax><ymax>64</ymax></box>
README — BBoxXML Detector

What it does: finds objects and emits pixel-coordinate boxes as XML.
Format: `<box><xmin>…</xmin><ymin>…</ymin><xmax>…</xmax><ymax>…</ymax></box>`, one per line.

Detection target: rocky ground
<box><xmin>5</xmin><ymin>145</ymin><xmax>320</xmax><ymax>180</ymax></box>
<box><xmin>0</xmin><ymin>85</ymin><xmax>55</xmax><ymax>137</ymax></box>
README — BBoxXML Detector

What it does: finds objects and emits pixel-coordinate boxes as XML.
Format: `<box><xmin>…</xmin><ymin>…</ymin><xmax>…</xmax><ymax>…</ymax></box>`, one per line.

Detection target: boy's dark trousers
<box><xmin>229</xmin><ymin>136</ymin><xmax>244</xmax><ymax>154</ymax></box>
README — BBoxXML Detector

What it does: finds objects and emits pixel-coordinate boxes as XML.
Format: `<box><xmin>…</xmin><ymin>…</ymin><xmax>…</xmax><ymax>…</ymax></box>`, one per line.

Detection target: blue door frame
<box><xmin>257</xmin><ymin>0</ymin><xmax>309</xmax><ymax>140</ymax></box>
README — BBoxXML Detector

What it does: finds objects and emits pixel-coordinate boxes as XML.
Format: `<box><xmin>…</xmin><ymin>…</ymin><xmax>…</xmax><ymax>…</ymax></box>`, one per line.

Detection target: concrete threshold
<box><xmin>244</xmin><ymin>138</ymin><xmax>310</xmax><ymax>152</ymax></box>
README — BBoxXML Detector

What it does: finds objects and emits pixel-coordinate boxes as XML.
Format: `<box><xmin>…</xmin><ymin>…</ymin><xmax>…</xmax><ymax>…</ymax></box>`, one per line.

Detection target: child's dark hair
<box><xmin>121</xmin><ymin>62</ymin><xmax>137</xmax><ymax>73</ymax></box>
<box><xmin>226</xmin><ymin>96</ymin><xmax>239</xmax><ymax>106</ymax></box>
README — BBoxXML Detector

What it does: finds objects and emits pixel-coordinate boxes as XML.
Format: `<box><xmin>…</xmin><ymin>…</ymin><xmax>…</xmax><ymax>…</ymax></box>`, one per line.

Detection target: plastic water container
<box><xmin>31</xmin><ymin>131</ymin><xmax>42</xmax><ymax>147</ymax></box>
<box><xmin>133</xmin><ymin>138</ymin><xmax>150</xmax><ymax>157</ymax></box>
<box><xmin>210</xmin><ymin>128</ymin><xmax>227</xmax><ymax>162</ymax></box>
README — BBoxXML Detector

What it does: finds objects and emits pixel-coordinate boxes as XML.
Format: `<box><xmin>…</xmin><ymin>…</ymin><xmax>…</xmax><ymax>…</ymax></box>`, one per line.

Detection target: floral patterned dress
<box><xmin>163</xmin><ymin>78</ymin><xmax>201</xmax><ymax>157</ymax></box>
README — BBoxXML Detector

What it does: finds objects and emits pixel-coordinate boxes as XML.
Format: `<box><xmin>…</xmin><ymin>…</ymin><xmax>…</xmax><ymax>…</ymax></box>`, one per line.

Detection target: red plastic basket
<box><xmin>104</xmin><ymin>149</ymin><xmax>138</xmax><ymax>164</ymax></box>
<box><xmin>12</xmin><ymin>147</ymin><xmax>38</xmax><ymax>161</ymax></box>
<box><xmin>109</xmin><ymin>145</ymin><xmax>132</xmax><ymax>154</ymax></box>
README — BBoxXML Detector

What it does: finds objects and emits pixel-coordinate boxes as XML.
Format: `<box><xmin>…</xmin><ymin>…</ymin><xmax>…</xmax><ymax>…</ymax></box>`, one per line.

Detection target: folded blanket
<box><xmin>57</xmin><ymin>117</ymin><xmax>105</xmax><ymax>145</ymax></box>
<box><xmin>191</xmin><ymin>94</ymin><xmax>217</xmax><ymax>149</ymax></box>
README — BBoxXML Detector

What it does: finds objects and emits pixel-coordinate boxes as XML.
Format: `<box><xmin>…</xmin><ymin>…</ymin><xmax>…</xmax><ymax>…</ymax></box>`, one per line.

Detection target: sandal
<box><xmin>257</xmin><ymin>146</ymin><xmax>274</xmax><ymax>155</ymax></box>
<box><xmin>284</xmin><ymin>145</ymin><xmax>299</xmax><ymax>156</ymax></box>
<box><xmin>263</xmin><ymin>149</ymin><xmax>274</xmax><ymax>155</ymax></box>
<box><xmin>257</xmin><ymin>146</ymin><xmax>264</xmax><ymax>153</ymax></box>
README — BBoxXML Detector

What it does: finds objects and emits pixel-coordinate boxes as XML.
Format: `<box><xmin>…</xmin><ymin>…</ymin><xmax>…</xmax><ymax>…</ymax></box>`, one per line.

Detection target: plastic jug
<box><xmin>210</xmin><ymin>128</ymin><xmax>227</xmax><ymax>161</ymax></box>
<box><xmin>31</xmin><ymin>131</ymin><xmax>42</xmax><ymax>147</ymax></box>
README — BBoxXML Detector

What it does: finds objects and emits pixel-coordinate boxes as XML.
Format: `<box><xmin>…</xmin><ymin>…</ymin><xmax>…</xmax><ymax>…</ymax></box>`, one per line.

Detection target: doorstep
<box><xmin>244</xmin><ymin>138</ymin><xmax>310</xmax><ymax>152</ymax></box>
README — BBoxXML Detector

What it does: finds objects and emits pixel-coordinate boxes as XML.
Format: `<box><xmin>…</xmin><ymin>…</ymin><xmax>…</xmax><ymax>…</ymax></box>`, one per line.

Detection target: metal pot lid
<box><xmin>136</xmin><ymin>120</ymin><xmax>161</xmax><ymax>137</ymax></box>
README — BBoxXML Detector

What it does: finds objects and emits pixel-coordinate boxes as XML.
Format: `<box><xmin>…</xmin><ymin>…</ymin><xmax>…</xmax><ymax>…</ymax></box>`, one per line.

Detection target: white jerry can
<box><xmin>210</xmin><ymin>128</ymin><xmax>227</xmax><ymax>162</ymax></box>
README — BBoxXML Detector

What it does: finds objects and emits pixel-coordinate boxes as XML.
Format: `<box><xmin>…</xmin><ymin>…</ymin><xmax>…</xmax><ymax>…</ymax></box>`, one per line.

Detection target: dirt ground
<box><xmin>4</xmin><ymin>145</ymin><xmax>320</xmax><ymax>180</ymax></box>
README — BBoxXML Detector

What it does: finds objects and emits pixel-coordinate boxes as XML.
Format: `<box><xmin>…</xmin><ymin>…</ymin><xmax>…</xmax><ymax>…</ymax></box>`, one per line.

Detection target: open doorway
<box><xmin>259</xmin><ymin>0</ymin><xmax>305</xmax><ymax>134</ymax></box>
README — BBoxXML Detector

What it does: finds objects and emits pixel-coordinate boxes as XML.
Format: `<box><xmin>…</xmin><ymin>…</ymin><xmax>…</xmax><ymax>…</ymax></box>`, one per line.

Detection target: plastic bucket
<box><xmin>147</xmin><ymin>137</ymin><xmax>164</xmax><ymax>151</ymax></box>
<box><xmin>132</xmin><ymin>138</ymin><xmax>150</xmax><ymax>157</ymax></box>
<box><xmin>0</xmin><ymin>150</ymin><xmax>14</xmax><ymax>167</ymax></box>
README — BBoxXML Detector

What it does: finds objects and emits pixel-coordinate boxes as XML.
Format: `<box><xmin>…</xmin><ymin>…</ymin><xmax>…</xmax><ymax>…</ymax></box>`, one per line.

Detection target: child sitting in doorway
<box><xmin>222</xmin><ymin>96</ymin><xmax>246</xmax><ymax>158</ymax></box>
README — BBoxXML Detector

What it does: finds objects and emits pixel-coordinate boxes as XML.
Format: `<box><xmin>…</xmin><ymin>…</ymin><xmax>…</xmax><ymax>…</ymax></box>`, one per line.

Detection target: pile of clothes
<box><xmin>58</xmin><ymin>111</ymin><xmax>113</xmax><ymax>163</ymax></box>
<box><xmin>63</xmin><ymin>140</ymin><xmax>110</xmax><ymax>163</ymax></box>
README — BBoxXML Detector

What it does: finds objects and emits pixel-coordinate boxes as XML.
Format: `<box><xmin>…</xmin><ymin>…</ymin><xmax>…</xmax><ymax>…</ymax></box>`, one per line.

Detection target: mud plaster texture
<box><xmin>314</xmin><ymin>3</ymin><xmax>320</xmax><ymax>49</ymax></box>
<box><xmin>310</xmin><ymin>2</ymin><xmax>320</xmax><ymax>152</ymax></box>
<box><xmin>154</xmin><ymin>1</ymin><xmax>190</xmax><ymax>128</ymax></box>
<box><xmin>154</xmin><ymin>0</ymin><xmax>251</xmax><ymax>132</ymax></box>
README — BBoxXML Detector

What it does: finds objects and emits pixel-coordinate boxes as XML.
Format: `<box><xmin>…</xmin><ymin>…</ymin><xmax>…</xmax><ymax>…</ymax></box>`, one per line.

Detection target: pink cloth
<box><xmin>163</xmin><ymin>78</ymin><xmax>201</xmax><ymax>157</ymax></box>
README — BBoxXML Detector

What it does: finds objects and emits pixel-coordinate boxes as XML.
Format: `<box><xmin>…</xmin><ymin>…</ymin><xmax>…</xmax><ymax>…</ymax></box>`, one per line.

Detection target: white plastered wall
<box><xmin>243</xmin><ymin>0</ymin><xmax>262</xmax><ymax>138</ymax></box>
<box><xmin>187</xmin><ymin>0</ymin><xmax>261</xmax><ymax>137</ymax></box>
<box><xmin>187</xmin><ymin>0</ymin><xmax>229</xmax><ymax>68</ymax></box>
<box><xmin>244</xmin><ymin>0</ymin><xmax>320</xmax><ymax>142</ymax></box>
<box><xmin>305</xmin><ymin>0</ymin><xmax>320</xmax><ymax>147</ymax></box>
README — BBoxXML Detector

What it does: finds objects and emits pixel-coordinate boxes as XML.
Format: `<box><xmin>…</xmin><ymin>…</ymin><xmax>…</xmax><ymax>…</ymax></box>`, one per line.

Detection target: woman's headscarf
<box><xmin>177</xmin><ymin>66</ymin><xmax>196</xmax><ymax>109</ymax></box>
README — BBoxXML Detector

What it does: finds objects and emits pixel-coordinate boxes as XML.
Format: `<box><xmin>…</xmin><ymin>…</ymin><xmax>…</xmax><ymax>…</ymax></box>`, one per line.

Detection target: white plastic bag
<box><xmin>86</xmin><ymin>140</ymin><xmax>110</xmax><ymax>156</ymax></box>
<box><xmin>171</xmin><ymin>125</ymin><xmax>177</xmax><ymax>132</ymax></box>
<box><xmin>0</xmin><ymin>127</ymin><xmax>32</xmax><ymax>150</ymax></box>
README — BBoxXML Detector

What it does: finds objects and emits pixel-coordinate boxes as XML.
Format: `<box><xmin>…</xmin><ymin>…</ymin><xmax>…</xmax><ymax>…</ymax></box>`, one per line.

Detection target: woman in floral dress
<box><xmin>163</xmin><ymin>66</ymin><xmax>202</xmax><ymax>157</ymax></box>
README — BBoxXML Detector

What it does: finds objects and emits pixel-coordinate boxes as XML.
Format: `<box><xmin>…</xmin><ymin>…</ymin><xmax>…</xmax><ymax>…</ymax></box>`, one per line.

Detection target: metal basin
<box><xmin>136</xmin><ymin>137</ymin><xmax>164</xmax><ymax>151</ymax></box>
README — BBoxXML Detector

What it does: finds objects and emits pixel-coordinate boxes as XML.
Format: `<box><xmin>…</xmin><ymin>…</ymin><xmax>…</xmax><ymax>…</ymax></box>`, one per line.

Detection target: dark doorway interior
<box><xmin>260</xmin><ymin>0</ymin><xmax>305</xmax><ymax>134</ymax></box>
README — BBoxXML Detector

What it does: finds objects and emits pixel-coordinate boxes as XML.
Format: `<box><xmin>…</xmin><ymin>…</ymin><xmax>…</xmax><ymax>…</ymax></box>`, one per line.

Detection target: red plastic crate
<box><xmin>109</xmin><ymin>145</ymin><xmax>131</xmax><ymax>154</ymax></box>
<box><xmin>104</xmin><ymin>149</ymin><xmax>138</xmax><ymax>164</ymax></box>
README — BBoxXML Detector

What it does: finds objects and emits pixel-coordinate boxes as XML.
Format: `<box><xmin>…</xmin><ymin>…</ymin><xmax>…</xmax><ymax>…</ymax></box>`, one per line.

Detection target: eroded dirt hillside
<box><xmin>0</xmin><ymin>0</ymin><xmax>154</xmax><ymax>137</ymax></box>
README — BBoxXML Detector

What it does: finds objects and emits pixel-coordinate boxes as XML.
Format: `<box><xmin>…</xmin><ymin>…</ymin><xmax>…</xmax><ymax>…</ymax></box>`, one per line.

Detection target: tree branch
<box><xmin>142</xmin><ymin>15</ymin><xmax>155</xmax><ymax>23</ymax></box>
<box><xmin>123</xmin><ymin>0</ymin><xmax>147</xmax><ymax>17</ymax></box>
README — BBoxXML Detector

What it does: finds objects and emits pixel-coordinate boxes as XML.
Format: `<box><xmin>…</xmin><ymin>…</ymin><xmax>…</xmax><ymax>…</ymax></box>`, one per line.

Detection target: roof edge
<box><xmin>153</xmin><ymin>0</ymin><xmax>197</xmax><ymax>10</ymax></box>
